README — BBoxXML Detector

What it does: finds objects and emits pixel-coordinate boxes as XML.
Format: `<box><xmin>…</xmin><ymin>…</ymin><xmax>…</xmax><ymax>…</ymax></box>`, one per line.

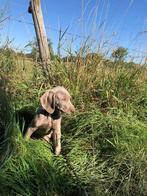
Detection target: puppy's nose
<box><xmin>70</xmin><ymin>105</ymin><xmax>75</xmax><ymax>113</ymax></box>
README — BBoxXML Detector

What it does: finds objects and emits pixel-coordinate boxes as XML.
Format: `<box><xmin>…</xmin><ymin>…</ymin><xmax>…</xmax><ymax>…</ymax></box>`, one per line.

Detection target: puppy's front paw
<box><xmin>55</xmin><ymin>146</ymin><xmax>61</xmax><ymax>155</ymax></box>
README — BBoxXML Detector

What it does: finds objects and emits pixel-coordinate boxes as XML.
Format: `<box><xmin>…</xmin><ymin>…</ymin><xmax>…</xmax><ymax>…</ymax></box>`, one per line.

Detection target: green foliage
<box><xmin>0</xmin><ymin>110</ymin><xmax>146</xmax><ymax>195</ymax></box>
<box><xmin>111</xmin><ymin>47</ymin><xmax>128</xmax><ymax>62</ymax></box>
<box><xmin>0</xmin><ymin>48</ymin><xmax>16</xmax><ymax>74</ymax></box>
<box><xmin>0</xmin><ymin>121</ymin><xmax>83</xmax><ymax>195</ymax></box>
<box><xmin>0</xmin><ymin>47</ymin><xmax>146</xmax><ymax>195</ymax></box>
<box><xmin>62</xmin><ymin>110</ymin><xmax>147</xmax><ymax>195</ymax></box>
<box><xmin>0</xmin><ymin>75</ymin><xmax>13</xmax><ymax>168</ymax></box>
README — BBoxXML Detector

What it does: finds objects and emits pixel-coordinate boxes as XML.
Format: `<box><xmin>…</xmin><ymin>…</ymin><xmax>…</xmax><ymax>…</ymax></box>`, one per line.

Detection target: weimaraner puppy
<box><xmin>24</xmin><ymin>86</ymin><xmax>75</xmax><ymax>155</ymax></box>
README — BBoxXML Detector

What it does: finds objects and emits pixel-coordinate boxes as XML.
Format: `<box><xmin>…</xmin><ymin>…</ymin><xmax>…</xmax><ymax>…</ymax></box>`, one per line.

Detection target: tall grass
<box><xmin>0</xmin><ymin>47</ymin><xmax>146</xmax><ymax>195</ymax></box>
<box><xmin>62</xmin><ymin>110</ymin><xmax>147</xmax><ymax>195</ymax></box>
<box><xmin>50</xmin><ymin>58</ymin><xmax>147</xmax><ymax>119</ymax></box>
<box><xmin>0</xmin><ymin>109</ymin><xmax>146</xmax><ymax>195</ymax></box>
<box><xmin>0</xmin><ymin>127</ymin><xmax>76</xmax><ymax>195</ymax></box>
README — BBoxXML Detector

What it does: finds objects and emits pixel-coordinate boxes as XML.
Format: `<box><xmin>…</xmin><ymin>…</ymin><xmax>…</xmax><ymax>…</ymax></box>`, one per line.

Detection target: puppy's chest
<box><xmin>36</xmin><ymin>115</ymin><xmax>53</xmax><ymax>130</ymax></box>
<box><xmin>34</xmin><ymin>116</ymin><xmax>54</xmax><ymax>137</ymax></box>
<box><xmin>36</xmin><ymin>107</ymin><xmax>61</xmax><ymax>131</ymax></box>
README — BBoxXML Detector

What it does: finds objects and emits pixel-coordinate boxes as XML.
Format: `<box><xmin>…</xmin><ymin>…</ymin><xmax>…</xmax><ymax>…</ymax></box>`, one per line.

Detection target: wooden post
<box><xmin>28</xmin><ymin>0</ymin><xmax>51</xmax><ymax>77</ymax></box>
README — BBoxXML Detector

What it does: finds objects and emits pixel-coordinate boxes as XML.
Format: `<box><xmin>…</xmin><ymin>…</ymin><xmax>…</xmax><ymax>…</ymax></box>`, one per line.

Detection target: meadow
<box><xmin>0</xmin><ymin>47</ymin><xmax>147</xmax><ymax>195</ymax></box>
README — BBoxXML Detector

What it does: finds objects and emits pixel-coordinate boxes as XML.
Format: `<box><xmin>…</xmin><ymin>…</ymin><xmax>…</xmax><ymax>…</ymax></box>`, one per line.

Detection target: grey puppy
<box><xmin>24</xmin><ymin>86</ymin><xmax>75</xmax><ymax>155</ymax></box>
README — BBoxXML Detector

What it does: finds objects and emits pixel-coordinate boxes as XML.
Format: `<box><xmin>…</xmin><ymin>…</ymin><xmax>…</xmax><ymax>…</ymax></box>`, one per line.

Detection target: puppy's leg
<box><xmin>24</xmin><ymin>114</ymin><xmax>47</xmax><ymax>140</ymax></box>
<box><xmin>52</xmin><ymin>119</ymin><xmax>61</xmax><ymax>155</ymax></box>
<box><xmin>43</xmin><ymin>131</ymin><xmax>53</xmax><ymax>142</ymax></box>
<box><xmin>24</xmin><ymin>127</ymin><xmax>37</xmax><ymax>140</ymax></box>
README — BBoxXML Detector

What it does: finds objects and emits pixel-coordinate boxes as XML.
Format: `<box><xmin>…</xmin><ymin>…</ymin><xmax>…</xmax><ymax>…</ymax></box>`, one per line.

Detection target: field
<box><xmin>0</xmin><ymin>48</ymin><xmax>147</xmax><ymax>195</ymax></box>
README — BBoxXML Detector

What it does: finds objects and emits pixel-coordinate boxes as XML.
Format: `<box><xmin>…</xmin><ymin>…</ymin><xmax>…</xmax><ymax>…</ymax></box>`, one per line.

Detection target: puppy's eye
<box><xmin>62</xmin><ymin>97</ymin><xmax>66</xmax><ymax>101</ymax></box>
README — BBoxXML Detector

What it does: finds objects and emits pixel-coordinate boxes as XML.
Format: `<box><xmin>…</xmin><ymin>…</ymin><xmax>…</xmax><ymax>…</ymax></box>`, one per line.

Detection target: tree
<box><xmin>26</xmin><ymin>38</ymin><xmax>54</xmax><ymax>61</ymax></box>
<box><xmin>111</xmin><ymin>47</ymin><xmax>128</xmax><ymax>62</ymax></box>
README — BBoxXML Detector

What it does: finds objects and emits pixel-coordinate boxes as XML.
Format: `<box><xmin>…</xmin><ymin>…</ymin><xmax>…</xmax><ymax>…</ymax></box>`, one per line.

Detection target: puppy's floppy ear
<box><xmin>40</xmin><ymin>91</ymin><xmax>55</xmax><ymax>114</ymax></box>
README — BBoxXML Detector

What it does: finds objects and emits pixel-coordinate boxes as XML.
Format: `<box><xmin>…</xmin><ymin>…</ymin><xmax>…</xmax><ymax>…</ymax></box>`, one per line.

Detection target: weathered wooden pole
<box><xmin>28</xmin><ymin>0</ymin><xmax>51</xmax><ymax>77</ymax></box>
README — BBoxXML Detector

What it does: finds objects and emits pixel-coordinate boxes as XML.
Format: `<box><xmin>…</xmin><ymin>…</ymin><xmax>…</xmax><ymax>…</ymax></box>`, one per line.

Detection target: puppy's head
<box><xmin>40</xmin><ymin>86</ymin><xmax>75</xmax><ymax>114</ymax></box>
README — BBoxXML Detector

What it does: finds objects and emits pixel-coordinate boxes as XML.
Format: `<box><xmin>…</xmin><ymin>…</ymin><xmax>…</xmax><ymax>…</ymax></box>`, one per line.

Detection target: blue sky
<box><xmin>0</xmin><ymin>0</ymin><xmax>147</xmax><ymax>61</ymax></box>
